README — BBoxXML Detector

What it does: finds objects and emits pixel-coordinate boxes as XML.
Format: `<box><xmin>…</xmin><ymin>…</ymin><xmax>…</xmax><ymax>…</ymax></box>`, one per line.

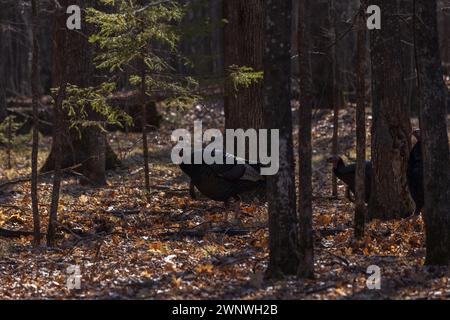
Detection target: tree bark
<box><xmin>369</xmin><ymin>0</ymin><xmax>414</xmax><ymax>220</ymax></box>
<box><xmin>223</xmin><ymin>0</ymin><xmax>264</xmax><ymax>131</ymax></box>
<box><xmin>354</xmin><ymin>1</ymin><xmax>367</xmax><ymax>239</ymax></box>
<box><xmin>264</xmin><ymin>0</ymin><xmax>299</xmax><ymax>279</ymax></box>
<box><xmin>413</xmin><ymin>0</ymin><xmax>450</xmax><ymax>265</ymax></box>
<box><xmin>31</xmin><ymin>0</ymin><xmax>41</xmax><ymax>246</ymax></box>
<box><xmin>46</xmin><ymin>0</ymin><xmax>66</xmax><ymax>246</ymax></box>
<box><xmin>0</xmin><ymin>7</ymin><xmax>5</xmax><ymax>120</ymax></box>
<box><xmin>330</xmin><ymin>0</ymin><xmax>339</xmax><ymax>198</ymax></box>
<box><xmin>47</xmin><ymin>82</ymin><xmax>66</xmax><ymax>247</ymax></box>
<box><xmin>41</xmin><ymin>0</ymin><xmax>116</xmax><ymax>185</ymax></box>
<box><xmin>210</xmin><ymin>0</ymin><xmax>223</xmax><ymax>77</ymax></box>
<box><xmin>47</xmin><ymin>15</ymin><xmax>68</xmax><ymax>245</ymax></box>
<box><xmin>141</xmin><ymin>58</ymin><xmax>150</xmax><ymax>194</ymax></box>
<box><xmin>297</xmin><ymin>0</ymin><xmax>314</xmax><ymax>279</ymax></box>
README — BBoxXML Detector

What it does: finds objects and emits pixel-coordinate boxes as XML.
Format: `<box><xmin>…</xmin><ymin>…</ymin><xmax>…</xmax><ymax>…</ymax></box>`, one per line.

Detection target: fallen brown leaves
<box><xmin>0</xmin><ymin>105</ymin><xmax>449</xmax><ymax>300</ymax></box>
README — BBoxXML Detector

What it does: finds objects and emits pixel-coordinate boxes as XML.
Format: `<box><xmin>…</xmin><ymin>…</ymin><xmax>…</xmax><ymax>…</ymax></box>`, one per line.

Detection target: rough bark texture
<box><xmin>0</xmin><ymin>31</ymin><xmax>6</xmax><ymax>122</ymax></box>
<box><xmin>223</xmin><ymin>0</ymin><xmax>264</xmax><ymax>131</ymax></box>
<box><xmin>438</xmin><ymin>0</ymin><xmax>450</xmax><ymax>74</ymax></box>
<box><xmin>47</xmin><ymin>82</ymin><xmax>66</xmax><ymax>247</ymax></box>
<box><xmin>141</xmin><ymin>60</ymin><xmax>150</xmax><ymax>194</ymax></box>
<box><xmin>369</xmin><ymin>0</ymin><xmax>414</xmax><ymax>220</ymax></box>
<box><xmin>264</xmin><ymin>0</ymin><xmax>299</xmax><ymax>279</ymax></box>
<box><xmin>41</xmin><ymin>0</ymin><xmax>116</xmax><ymax>185</ymax></box>
<box><xmin>0</xmin><ymin>84</ymin><xmax>6</xmax><ymax>123</ymax></box>
<box><xmin>210</xmin><ymin>0</ymin><xmax>224</xmax><ymax>77</ymax></box>
<box><xmin>414</xmin><ymin>0</ymin><xmax>450</xmax><ymax>265</ymax></box>
<box><xmin>354</xmin><ymin>1</ymin><xmax>367</xmax><ymax>239</ymax></box>
<box><xmin>31</xmin><ymin>0</ymin><xmax>41</xmax><ymax>246</ymax></box>
<box><xmin>330</xmin><ymin>0</ymin><xmax>339</xmax><ymax>198</ymax></box>
<box><xmin>297</xmin><ymin>0</ymin><xmax>314</xmax><ymax>279</ymax></box>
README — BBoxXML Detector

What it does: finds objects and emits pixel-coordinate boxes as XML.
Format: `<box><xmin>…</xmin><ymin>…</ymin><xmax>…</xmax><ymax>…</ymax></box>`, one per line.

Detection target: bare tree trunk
<box><xmin>438</xmin><ymin>0</ymin><xmax>450</xmax><ymax>74</ymax></box>
<box><xmin>330</xmin><ymin>0</ymin><xmax>339</xmax><ymax>198</ymax></box>
<box><xmin>47</xmin><ymin>81</ymin><xmax>66</xmax><ymax>247</ymax></box>
<box><xmin>369</xmin><ymin>0</ymin><xmax>414</xmax><ymax>220</ymax></box>
<box><xmin>0</xmin><ymin>74</ymin><xmax>6</xmax><ymax>123</ymax></box>
<box><xmin>30</xmin><ymin>0</ymin><xmax>41</xmax><ymax>247</ymax></box>
<box><xmin>354</xmin><ymin>1</ymin><xmax>367</xmax><ymax>239</ymax></box>
<box><xmin>210</xmin><ymin>0</ymin><xmax>223</xmax><ymax>77</ymax></box>
<box><xmin>7</xmin><ymin>117</ymin><xmax>12</xmax><ymax>170</ymax></box>
<box><xmin>41</xmin><ymin>0</ymin><xmax>116</xmax><ymax>185</ymax></box>
<box><xmin>223</xmin><ymin>0</ymin><xmax>264</xmax><ymax>131</ymax></box>
<box><xmin>297</xmin><ymin>0</ymin><xmax>314</xmax><ymax>279</ymax></box>
<box><xmin>141</xmin><ymin>59</ymin><xmax>150</xmax><ymax>194</ymax></box>
<box><xmin>413</xmin><ymin>0</ymin><xmax>450</xmax><ymax>265</ymax></box>
<box><xmin>264</xmin><ymin>0</ymin><xmax>299</xmax><ymax>279</ymax></box>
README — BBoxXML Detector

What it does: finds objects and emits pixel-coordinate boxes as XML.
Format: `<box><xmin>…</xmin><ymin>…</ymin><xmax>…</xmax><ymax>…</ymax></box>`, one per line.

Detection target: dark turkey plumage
<box><xmin>328</xmin><ymin>156</ymin><xmax>372</xmax><ymax>203</ymax></box>
<box><xmin>179</xmin><ymin>150</ymin><xmax>266</xmax><ymax>202</ymax></box>
<box><xmin>407</xmin><ymin>131</ymin><xmax>424</xmax><ymax>215</ymax></box>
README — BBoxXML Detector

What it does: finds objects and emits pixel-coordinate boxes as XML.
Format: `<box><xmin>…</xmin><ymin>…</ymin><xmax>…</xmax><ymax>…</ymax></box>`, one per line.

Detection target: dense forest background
<box><xmin>2</xmin><ymin>0</ymin><xmax>448</xmax><ymax>107</ymax></box>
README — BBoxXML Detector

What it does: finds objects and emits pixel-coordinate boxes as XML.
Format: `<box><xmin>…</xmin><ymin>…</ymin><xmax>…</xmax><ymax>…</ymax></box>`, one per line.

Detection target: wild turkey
<box><xmin>179</xmin><ymin>150</ymin><xmax>266</xmax><ymax>220</ymax></box>
<box><xmin>407</xmin><ymin>129</ymin><xmax>424</xmax><ymax>215</ymax></box>
<box><xmin>327</xmin><ymin>156</ymin><xmax>372</xmax><ymax>203</ymax></box>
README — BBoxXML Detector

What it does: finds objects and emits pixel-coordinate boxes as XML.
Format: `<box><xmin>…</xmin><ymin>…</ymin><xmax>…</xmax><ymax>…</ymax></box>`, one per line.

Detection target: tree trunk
<box><xmin>41</xmin><ymin>137</ymin><xmax>119</xmax><ymax>175</ymax></box>
<box><xmin>414</xmin><ymin>0</ymin><xmax>450</xmax><ymax>265</ymax></box>
<box><xmin>264</xmin><ymin>0</ymin><xmax>299</xmax><ymax>279</ymax></box>
<box><xmin>0</xmin><ymin>90</ymin><xmax>5</xmax><ymax>123</ymax></box>
<box><xmin>354</xmin><ymin>1</ymin><xmax>367</xmax><ymax>239</ymax></box>
<box><xmin>223</xmin><ymin>0</ymin><xmax>264</xmax><ymax>131</ymax></box>
<box><xmin>0</xmin><ymin>65</ymin><xmax>6</xmax><ymax>122</ymax></box>
<box><xmin>438</xmin><ymin>1</ymin><xmax>450</xmax><ymax>74</ymax></box>
<box><xmin>46</xmin><ymin>6</ymin><xmax>68</xmax><ymax>245</ymax></box>
<box><xmin>47</xmin><ymin>82</ymin><xmax>66</xmax><ymax>246</ymax></box>
<box><xmin>308</xmin><ymin>0</ymin><xmax>334</xmax><ymax>109</ymax></box>
<box><xmin>41</xmin><ymin>0</ymin><xmax>116</xmax><ymax>185</ymax></box>
<box><xmin>141</xmin><ymin>59</ymin><xmax>150</xmax><ymax>194</ymax></box>
<box><xmin>210</xmin><ymin>0</ymin><xmax>223</xmax><ymax>77</ymax></box>
<box><xmin>369</xmin><ymin>0</ymin><xmax>414</xmax><ymax>220</ymax></box>
<box><xmin>7</xmin><ymin>117</ymin><xmax>12</xmax><ymax>169</ymax></box>
<box><xmin>297</xmin><ymin>0</ymin><xmax>314</xmax><ymax>279</ymax></box>
<box><xmin>330</xmin><ymin>0</ymin><xmax>339</xmax><ymax>198</ymax></box>
<box><xmin>0</xmin><ymin>11</ymin><xmax>5</xmax><ymax>123</ymax></box>
<box><xmin>31</xmin><ymin>0</ymin><xmax>41</xmax><ymax>247</ymax></box>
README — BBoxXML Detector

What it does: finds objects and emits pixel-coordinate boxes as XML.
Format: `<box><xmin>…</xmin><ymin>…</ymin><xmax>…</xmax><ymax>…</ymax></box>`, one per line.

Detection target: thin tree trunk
<box><xmin>0</xmin><ymin>73</ymin><xmax>6</xmax><ymax>123</ymax></box>
<box><xmin>30</xmin><ymin>0</ymin><xmax>41</xmax><ymax>246</ymax></box>
<box><xmin>7</xmin><ymin>117</ymin><xmax>12</xmax><ymax>170</ymax></box>
<box><xmin>264</xmin><ymin>0</ymin><xmax>299</xmax><ymax>279</ymax></box>
<box><xmin>141</xmin><ymin>59</ymin><xmax>150</xmax><ymax>194</ymax></box>
<box><xmin>354</xmin><ymin>1</ymin><xmax>367</xmax><ymax>239</ymax></box>
<box><xmin>210</xmin><ymin>0</ymin><xmax>223</xmax><ymax>77</ymax></box>
<box><xmin>413</xmin><ymin>0</ymin><xmax>450</xmax><ymax>265</ymax></box>
<box><xmin>297</xmin><ymin>0</ymin><xmax>314</xmax><ymax>279</ymax></box>
<box><xmin>330</xmin><ymin>0</ymin><xmax>339</xmax><ymax>198</ymax></box>
<box><xmin>47</xmin><ymin>81</ymin><xmax>66</xmax><ymax>247</ymax></box>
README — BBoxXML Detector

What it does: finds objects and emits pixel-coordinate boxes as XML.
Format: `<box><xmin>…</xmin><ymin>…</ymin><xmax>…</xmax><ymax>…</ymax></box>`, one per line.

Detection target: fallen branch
<box><xmin>304</xmin><ymin>283</ymin><xmax>337</xmax><ymax>295</ymax></box>
<box><xmin>0</xmin><ymin>228</ymin><xmax>43</xmax><ymax>238</ymax></box>
<box><xmin>162</xmin><ymin>225</ymin><xmax>254</xmax><ymax>239</ymax></box>
<box><xmin>56</xmin><ymin>221</ymin><xmax>84</xmax><ymax>240</ymax></box>
<box><xmin>104</xmin><ymin>208</ymin><xmax>141</xmax><ymax>218</ymax></box>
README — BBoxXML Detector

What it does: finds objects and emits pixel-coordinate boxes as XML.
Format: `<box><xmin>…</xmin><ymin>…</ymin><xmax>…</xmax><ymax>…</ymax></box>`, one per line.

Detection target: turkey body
<box><xmin>179</xmin><ymin>150</ymin><xmax>266</xmax><ymax>202</ymax></box>
<box><xmin>407</xmin><ymin>140</ymin><xmax>424</xmax><ymax>214</ymax></box>
<box><xmin>329</xmin><ymin>156</ymin><xmax>372</xmax><ymax>203</ymax></box>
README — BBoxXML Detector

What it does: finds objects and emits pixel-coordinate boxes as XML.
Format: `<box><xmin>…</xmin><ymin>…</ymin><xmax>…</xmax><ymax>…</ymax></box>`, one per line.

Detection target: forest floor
<box><xmin>0</xmin><ymin>101</ymin><xmax>449</xmax><ymax>300</ymax></box>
